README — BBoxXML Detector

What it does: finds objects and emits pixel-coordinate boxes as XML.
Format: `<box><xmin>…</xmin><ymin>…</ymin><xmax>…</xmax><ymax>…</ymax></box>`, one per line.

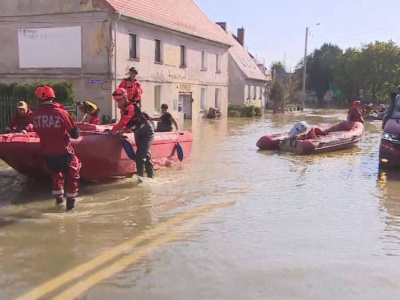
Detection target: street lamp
<box><xmin>302</xmin><ymin>22</ymin><xmax>321</xmax><ymax>108</ymax></box>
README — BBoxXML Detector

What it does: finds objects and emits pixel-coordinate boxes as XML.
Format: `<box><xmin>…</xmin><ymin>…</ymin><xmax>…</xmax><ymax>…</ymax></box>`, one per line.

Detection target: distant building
<box><xmin>0</xmin><ymin>0</ymin><xmax>232</xmax><ymax>121</ymax></box>
<box><xmin>217</xmin><ymin>22</ymin><xmax>268</xmax><ymax>108</ymax></box>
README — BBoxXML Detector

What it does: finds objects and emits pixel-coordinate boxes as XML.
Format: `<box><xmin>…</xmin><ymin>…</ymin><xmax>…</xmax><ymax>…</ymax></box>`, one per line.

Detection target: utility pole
<box><xmin>302</xmin><ymin>22</ymin><xmax>320</xmax><ymax>108</ymax></box>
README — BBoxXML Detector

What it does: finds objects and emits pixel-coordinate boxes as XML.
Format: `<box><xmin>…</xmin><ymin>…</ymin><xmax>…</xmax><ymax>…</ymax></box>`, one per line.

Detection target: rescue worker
<box><xmin>104</xmin><ymin>88</ymin><xmax>154</xmax><ymax>179</ymax></box>
<box><xmin>4</xmin><ymin>101</ymin><xmax>34</xmax><ymax>133</ymax></box>
<box><xmin>364</xmin><ymin>103</ymin><xmax>378</xmax><ymax>115</ymax></box>
<box><xmin>77</xmin><ymin>100</ymin><xmax>100</xmax><ymax>124</ymax></box>
<box><xmin>347</xmin><ymin>100</ymin><xmax>364</xmax><ymax>123</ymax></box>
<box><xmin>151</xmin><ymin>103</ymin><xmax>179</xmax><ymax>132</ymax></box>
<box><xmin>32</xmin><ymin>86</ymin><xmax>81</xmax><ymax>211</ymax></box>
<box><xmin>118</xmin><ymin>67</ymin><xmax>143</xmax><ymax>107</ymax></box>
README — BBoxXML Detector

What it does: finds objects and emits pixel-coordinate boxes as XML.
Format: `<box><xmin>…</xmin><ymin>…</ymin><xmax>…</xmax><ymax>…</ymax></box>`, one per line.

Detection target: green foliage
<box><xmin>227</xmin><ymin>104</ymin><xmax>262</xmax><ymax>118</ymax></box>
<box><xmin>269</xmin><ymin>79</ymin><xmax>285</xmax><ymax>109</ymax></box>
<box><xmin>0</xmin><ymin>81</ymin><xmax>75</xmax><ymax>104</ymax></box>
<box><xmin>295</xmin><ymin>40</ymin><xmax>400</xmax><ymax>106</ymax></box>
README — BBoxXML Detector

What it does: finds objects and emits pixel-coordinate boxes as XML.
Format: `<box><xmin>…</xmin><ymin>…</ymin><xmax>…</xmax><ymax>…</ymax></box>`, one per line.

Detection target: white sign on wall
<box><xmin>18</xmin><ymin>26</ymin><xmax>82</xmax><ymax>68</ymax></box>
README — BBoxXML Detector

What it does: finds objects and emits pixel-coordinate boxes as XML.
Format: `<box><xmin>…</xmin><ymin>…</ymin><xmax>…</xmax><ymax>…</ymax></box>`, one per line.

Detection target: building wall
<box><xmin>228</xmin><ymin>55</ymin><xmax>266</xmax><ymax>107</ymax></box>
<box><xmin>0</xmin><ymin>0</ymin><xmax>114</xmax><ymax>118</ymax></box>
<box><xmin>112</xmin><ymin>18</ymin><xmax>230</xmax><ymax>121</ymax></box>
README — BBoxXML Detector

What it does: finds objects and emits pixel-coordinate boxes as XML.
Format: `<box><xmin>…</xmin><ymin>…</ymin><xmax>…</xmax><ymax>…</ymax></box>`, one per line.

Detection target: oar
<box><xmin>175</xmin><ymin>132</ymin><xmax>184</xmax><ymax>162</ymax></box>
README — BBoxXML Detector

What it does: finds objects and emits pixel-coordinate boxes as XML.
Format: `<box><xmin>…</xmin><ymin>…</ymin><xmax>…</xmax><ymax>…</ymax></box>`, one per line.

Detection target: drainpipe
<box><xmin>113</xmin><ymin>11</ymin><xmax>122</xmax><ymax>119</ymax></box>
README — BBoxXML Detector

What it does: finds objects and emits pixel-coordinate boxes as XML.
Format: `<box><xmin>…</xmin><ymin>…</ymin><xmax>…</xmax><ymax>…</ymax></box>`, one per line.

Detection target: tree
<box><xmin>269</xmin><ymin>79</ymin><xmax>285</xmax><ymax>110</ymax></box>
<box><xmin>295</xmin><ymin>43</ymin><xmax>343</xmax><ymax>106</ymax></box>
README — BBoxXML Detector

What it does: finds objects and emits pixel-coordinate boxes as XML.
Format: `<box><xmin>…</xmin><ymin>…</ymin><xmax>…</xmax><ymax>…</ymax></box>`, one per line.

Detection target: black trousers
<box><xmin>134</xmin><ymin>122</ymin><xmax>154</xmax><ymax>178</ymax></box>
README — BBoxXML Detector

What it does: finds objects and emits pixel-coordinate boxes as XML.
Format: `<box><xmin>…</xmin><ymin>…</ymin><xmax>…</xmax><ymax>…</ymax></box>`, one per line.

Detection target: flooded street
<box><xmin>1</xmin><ymin>109</ymin><xmax>400</xmax><ymax>300</ymax></box>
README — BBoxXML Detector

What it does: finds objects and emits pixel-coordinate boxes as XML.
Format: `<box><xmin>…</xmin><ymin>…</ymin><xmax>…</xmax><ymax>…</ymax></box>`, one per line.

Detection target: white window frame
<box><xmin>215</xmin><ymin>88</ymin><xmax>221</xmax><ymax>109</ymax></box>
<box><xmin>201</xmin><ymin>50</ymin><xmax>208</xmax><ymax>70</ymax></box>
<box><xmin>129</xmin><ymin>33</ymin><xmax>139</xmax><ymax>60</ymax></box>
<box><xmin>154</xmin><ymin>85</ymin><xmax>162</xmax><ymax>113</ymax></box>
<box><xmin>154</xmin><ymin>39</ymin><xmax>163</xmax><ymax>63</ymax></box>
<box><xmin>200</xmin><ymin>87</ymin><xmax>207</xmax><ymax>110</ymax></box>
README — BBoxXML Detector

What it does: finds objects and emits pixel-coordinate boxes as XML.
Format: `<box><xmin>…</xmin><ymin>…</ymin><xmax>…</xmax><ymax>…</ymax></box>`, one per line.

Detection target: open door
<box><xmin>179</xmin><ymin>93</ymin><xmax>192</xmax><ymax>119</ymax></box>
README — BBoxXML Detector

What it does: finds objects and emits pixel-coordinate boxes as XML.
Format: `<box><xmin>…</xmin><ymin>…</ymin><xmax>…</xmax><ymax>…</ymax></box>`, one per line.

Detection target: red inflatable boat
<box><xmin>0</xmin><ymin>123</ymin><xmax>193</xmax><ymax>182</ymax></box>
<box><xmin>256</xmin><ymin>121</ymin><xmax>364</xmax><ymax>155</ymax></box>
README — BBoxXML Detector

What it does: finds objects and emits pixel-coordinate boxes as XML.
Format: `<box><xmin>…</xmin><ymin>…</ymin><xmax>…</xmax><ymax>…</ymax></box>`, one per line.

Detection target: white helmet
<box><xmin>288</xmin><ymin>121</ymin><xmax>309</xmax><ymax>139</ymax></box>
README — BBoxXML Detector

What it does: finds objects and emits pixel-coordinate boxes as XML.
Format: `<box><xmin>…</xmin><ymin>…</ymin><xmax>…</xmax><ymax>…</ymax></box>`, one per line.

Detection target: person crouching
<box><xmin>4</xmin><ymin>101</ymin><xmax>34</xmax><ymax>133</ymax></box>
<box><xmin>104</xmin><ymin>88</ymin><xmax>155</xmax><ymax>179</ymax></box>
<box><xmin>32</xmin><ymin>86</ymin><xmax>81</xmax><ymax>211</ymax></box>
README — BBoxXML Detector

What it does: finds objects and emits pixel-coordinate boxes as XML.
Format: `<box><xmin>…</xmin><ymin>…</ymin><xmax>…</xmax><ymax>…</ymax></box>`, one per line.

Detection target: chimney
<box><xmin>216</xmin><ymin>22</ymin><xmax>227</xmax><ymax>32</ymax></box>
<box><xmin>237</xmin><ymin>27</ymin><xmax>245</xmax><ymax>46</ymax></box>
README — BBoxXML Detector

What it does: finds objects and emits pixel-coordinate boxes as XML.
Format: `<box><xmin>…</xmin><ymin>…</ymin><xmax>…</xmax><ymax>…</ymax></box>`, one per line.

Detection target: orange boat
<box><xmin>0</xmin><ymin>123</ymin><xmax>193</xmax><ymax>182</ymax></box>
<box><xmin>256</xmin><ymin>121</ymin><xmax>364</xmax><ymax>155</ymax></box>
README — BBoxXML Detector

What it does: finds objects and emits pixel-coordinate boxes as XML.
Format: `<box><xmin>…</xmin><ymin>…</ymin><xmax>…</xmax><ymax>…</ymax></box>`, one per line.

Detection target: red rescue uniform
<box><xmin>347</xmin><ymin>107</ymin><xmax>364</xmax><ymax>123</ymax></box>
<box><xmin>118</xmin><ymin>78</ymin><xmax>143</xmax><ymax>104</ymax></box>
<box><xmin>33</xmin><ymin>101</ymin><xmax>81</xmax><ymax>200</ymax></box>
<box><xmin>6</xmin><ymin>109</ymin><xmax>34</xmax><ymax>132</ymax></box>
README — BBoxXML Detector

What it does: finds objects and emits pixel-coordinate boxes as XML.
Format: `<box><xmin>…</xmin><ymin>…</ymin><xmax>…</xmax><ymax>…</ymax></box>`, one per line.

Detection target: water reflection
<box><xmin>377</xmin><ymin>169</ymin><xmax>400</xmax><ymax>256</ymax></box>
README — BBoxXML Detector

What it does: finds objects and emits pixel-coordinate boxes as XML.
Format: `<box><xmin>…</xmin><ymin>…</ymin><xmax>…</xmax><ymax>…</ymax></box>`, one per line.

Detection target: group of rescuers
<box><xmin>3</xmin><ymin>67</ymin><xmax>179</xmax><ymax>211</ymax></box>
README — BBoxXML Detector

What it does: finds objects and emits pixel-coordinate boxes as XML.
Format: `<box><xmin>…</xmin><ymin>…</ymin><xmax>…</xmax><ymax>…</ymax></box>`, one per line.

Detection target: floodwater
<box><xmin>1</xmin><ymin>109</ymin><xmax>400</xmax><ymax>300</ymax></box>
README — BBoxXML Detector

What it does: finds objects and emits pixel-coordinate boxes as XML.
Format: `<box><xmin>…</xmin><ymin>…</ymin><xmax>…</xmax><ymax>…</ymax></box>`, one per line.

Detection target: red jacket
<box><xmin>32</xmin><ymin>102</ymin><xmax>77</xmax><ymax>156</ymax></box>
<box><xmin>111</xmin><ymin>103</ymin><xmax>136</xmax><ymax>133</ymax></box>
<box><xmin>8</xmin><ymin>109</ymin><xmax>34</xmax><ymax>131</ymax></box>
<box><xmin>347</xmin><ymin>107</ymin><xmax>364</xmax><ymax>123</ymax></box>
<box><xmin>118</xmin><ymin>78</ymin><xmax>143</xmax><ymax>102</ymax></box>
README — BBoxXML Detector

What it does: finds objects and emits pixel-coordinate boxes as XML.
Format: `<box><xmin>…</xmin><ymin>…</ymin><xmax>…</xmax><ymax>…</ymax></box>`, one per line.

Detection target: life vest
<box><xmin>127</xmin><ymin>103</ymin><xmax>150</xmax><ymax>131</ymax></box>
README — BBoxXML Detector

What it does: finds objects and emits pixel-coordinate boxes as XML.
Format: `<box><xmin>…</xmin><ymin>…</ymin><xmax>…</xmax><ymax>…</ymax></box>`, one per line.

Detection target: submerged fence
<box><xmin>0</xmin><ymin>96</ymin><xmax>77</xmax><ymax>131</ymax></box>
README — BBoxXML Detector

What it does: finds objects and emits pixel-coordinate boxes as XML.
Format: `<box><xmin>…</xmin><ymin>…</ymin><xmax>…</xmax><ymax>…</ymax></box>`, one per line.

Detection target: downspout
<box><xmin>114</xmin><ymin>11</ymin><xmax>122</xmax><ymax>119</ymax></box>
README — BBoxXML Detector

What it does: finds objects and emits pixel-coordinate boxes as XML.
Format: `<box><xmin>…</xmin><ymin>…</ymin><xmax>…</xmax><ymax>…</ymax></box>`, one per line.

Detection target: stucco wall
<box><xmin>0</xmin><ymin>0</ymin><xmax>113</xmax><ymax>117</ymax></box>
<box><xmin>111</xmin><ymin>19</ymin><xmax>230</xmax><ymax>120</ymax></box>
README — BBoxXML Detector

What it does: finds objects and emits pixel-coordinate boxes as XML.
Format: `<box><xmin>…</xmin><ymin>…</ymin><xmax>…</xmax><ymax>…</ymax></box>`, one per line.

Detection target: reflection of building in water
<box><xmin>376</xmin><ymin>170</ymin><xmax>400</xmax><ymax>256</ymax></box>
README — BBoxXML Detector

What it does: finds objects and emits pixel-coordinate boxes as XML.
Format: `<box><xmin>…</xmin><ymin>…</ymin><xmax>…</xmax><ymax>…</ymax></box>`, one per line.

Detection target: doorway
<box><xmin>179</xmin><ymin>93</ymin><xmax>192</xmax><ymax>119</ymax></box>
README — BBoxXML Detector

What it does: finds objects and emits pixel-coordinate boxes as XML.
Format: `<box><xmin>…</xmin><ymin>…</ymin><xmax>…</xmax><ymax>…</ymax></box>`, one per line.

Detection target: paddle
<box><xmin>176</xmin><ymin>132</ymin><xmax>184</xmax><ymax>162</ymax></box>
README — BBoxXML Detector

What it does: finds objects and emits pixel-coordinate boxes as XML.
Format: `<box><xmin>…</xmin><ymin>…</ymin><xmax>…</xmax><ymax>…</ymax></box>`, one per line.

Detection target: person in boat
<box><xmin>151</xmin><ymin>103</ymin><xmax>179</xmax><ymax>132</ymax></box>
<box><xmin>32</xmin><ymin>86</ymin><xmax>81</xmax><ymax>211</ymax></box>
<box><xmin>382</xmin><ymin>92</ymin><xmax>398</xmax><ymax>129</ymax></box>
<box><xmin>347</xmin><ymin>100</ymin><xmax>364</xmax><ymax>123</ymax></box>
<box><xmin>4</xmin><ymin>101</ymin><xmax>34</xmax><ymax>133</ymax></box>
<box><xmin>104</xmin><ymin>88</ymin><xmax>155</xmax><ymax>179</ymax></box>
<box><xmin>364</xmin><ymin>103</ymin><xmax>378</xmax><ymax>115</ymax></box>
<box><xmin>77</xmin><ymin>100</ymin><xmax>100</xmax><ymax>124</ymax></box>
<box><xmin>118</xmin><ymin>67</ymin><xmax>143</xmax><ymax>108</ymax></box>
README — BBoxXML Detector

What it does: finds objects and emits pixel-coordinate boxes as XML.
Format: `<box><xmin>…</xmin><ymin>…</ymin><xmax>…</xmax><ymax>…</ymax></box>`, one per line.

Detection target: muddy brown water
<box><xmin>0</xmin><ymin>109</ymin><xmax>400</xmax><ymax>300</ymax></box>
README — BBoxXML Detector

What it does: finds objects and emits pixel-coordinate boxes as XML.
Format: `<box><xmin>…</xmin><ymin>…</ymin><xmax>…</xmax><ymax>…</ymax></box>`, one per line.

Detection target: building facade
<box><xmin>217</xmin><ymin>23</ymin><xmax>267</xmax><ymax>108</ymax></box>
<box><xmin>0</xmin><ymin>0</ymin><xmax>231</xmax><ymax>121</ymax></box>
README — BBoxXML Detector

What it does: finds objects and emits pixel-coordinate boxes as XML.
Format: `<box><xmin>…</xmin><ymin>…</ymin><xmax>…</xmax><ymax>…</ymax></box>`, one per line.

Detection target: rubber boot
<box><xmin>55</xmin><ymin>198</ymin><xmax>64</xmax><ymax>205</ymax></box>
<box><xmin>66</xmin><ymin>198</ymin><xmax>75</xmax><ymax>211</ymax></box>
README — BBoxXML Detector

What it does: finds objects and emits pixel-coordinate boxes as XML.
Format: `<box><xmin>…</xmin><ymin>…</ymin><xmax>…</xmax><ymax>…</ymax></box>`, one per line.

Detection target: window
<box><xmin>155</xmin><ymin>39</ymin><xmax>162</xmax><ymax>63</ymax></box>
<box><xmin>154</xmin><ymin>85</ymin><xmax>162</xmax><ymax>112</ymax></box>
<box><xmin>247</xmin><ymin>85</ymin><xmax>251</xmax><ymax>100</ymax></box>
<box><xmin>129</xmin><ymin>34</ymin><xmax>138</xmax><ymax>59</ymax></box>
<box><xmin>215</xmin><ymin>88</ymin><xmax>221</xmax><ymax>109</ymax></box>
<box><xmin>259</xmin><ymin>86</ymin><xmax>263</xmax><ymax>99</ymax></box>
<box><xmin>201</xmin><ymin>51</ymin><xmax>207</xmax><ymax>70</ymax></box>
<box><xmin>200</xmin><ymin>88</ymin><xmax>207</xmax><ymax>110</ymax></box>
<box><xmin>180</xmin><ymin>45</ymin><xmax>186</xmax><ymax>67</ymax></box>
<box><xmin>173</xmin><ymin>98</ymin><xmax>178</xmax><ymax>110</ymax></box>
<box><xmin>216</xmin><ymin>54</ymin><xmax>221</xmax><ymax>72</ymax></box>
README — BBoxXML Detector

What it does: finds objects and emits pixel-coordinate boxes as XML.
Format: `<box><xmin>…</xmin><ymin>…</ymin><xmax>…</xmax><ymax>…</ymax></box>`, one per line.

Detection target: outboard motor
<box><xmin>288</xmin><ymin>121</ymin><xmax>309</xmax><ymax>139</ymax></box>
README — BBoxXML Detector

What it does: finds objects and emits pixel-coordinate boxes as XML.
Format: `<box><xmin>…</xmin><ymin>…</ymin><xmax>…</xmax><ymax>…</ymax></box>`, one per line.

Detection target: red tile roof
<box><xmin>225</xmin><ymin>31</ymin><xmax>267</xmax><ymax>81</ymax></box>
<box><xmin>105</xmin><ymin>0</ymin><xmax>231</xmax><ymax>46</ymax></box>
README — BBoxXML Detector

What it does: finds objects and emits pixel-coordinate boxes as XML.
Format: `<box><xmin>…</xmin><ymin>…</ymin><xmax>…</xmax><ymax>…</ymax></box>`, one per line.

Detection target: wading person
<box><xmin>105</xmin><ymin>88</ymin><xmax>154</xmax><ymax>179</ymax></box>
<box><xmin>151</xmin><ymin>103</ymin><xmax>179</xmax><ymax>132</ymax></box>
<box><xmin>77</xmin><ymin>100</ymin><xmax>100</xmax><ymax>124</ymax></box>
<box><xmin>118</xmin><ymin>67</ymin><xmax>143</xmax><ymax>107</ymax></box>
<box><xmin>32</xmin><ymin>86</ymin><xmax>81</xmax><ymax>211</ymax></box>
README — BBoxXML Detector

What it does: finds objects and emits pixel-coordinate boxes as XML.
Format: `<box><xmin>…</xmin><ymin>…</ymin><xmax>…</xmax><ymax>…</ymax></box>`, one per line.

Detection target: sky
<box><xmin>195</xmin><ymin>0</ymin><xmax>400</xmax><ymax>71</ymax></box>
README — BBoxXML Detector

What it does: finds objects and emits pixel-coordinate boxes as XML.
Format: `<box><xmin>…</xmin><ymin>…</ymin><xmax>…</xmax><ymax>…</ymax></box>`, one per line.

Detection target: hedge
<box><xmin>228</xmin><ymin>104</ymin><xmax>262</xmax><ymax>117</ymax></box>
<box><xmin>0</xmin><ymin>81</ymin><xmax>75</xmax><ymax>105</ymax></box>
